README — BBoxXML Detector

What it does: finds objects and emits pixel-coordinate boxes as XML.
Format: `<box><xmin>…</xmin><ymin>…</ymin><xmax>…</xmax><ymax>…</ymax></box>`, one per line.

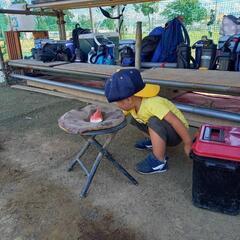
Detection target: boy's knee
<box><xmin>148</xmin><ymin>117</ymin><xmax>167</xmax><ymax>142</ymax></box>
<box><xmin>148</xmin><ymin>116</ymin><xmax>165</xmax><ymax>130</ymax></box>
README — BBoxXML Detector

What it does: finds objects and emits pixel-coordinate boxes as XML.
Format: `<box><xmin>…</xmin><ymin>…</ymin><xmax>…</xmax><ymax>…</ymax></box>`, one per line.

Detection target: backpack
<box><xmin>120</xmin><ymin>46</ymin><xmax>135</xmax><ymax>66</ymax></box>
<box><xmin>192</xmin><ymin>37</ymin><xmax>217</xmax><ymax>69</ymax></box>
<box><xmin>213</xmin><ymin>34</ymin><xmax>240</xmax><ymax>71</ymax></box>
<box><xmin>72</xmin><ymin>24</ymin><xmax>91</xmax><ymax>62</ymax></box>
<box><xmin>220</xmin><ymin>15</ymin><xmax>240</xmax><ymax>36</ymax></box>
<box><xmin>72</xmin><ymin>24</ymin><xmax>91</xmax><ymax>49</ymax></box>
<box><xmin>141</xmin><ymin>27</ymin><xmax>163</xmax><ymax>62</ymax></box>
<box><xmin>39</xmin><ymin>42</ymin><xmax>73</xmax><ymax>62</ymax></box>
<box><xmin>151</xmin><ymin>17</ymin><xmax>190</xmax><ymax>63</ymax></box>
<box><xmin>88</xmin><ymin>35</ymin><xmax>115</xmax><ymax>65</ymax></box>
<box><xmin>90</xmin><ymin>44</ymin><xmax>115</xmax><ymax>65</ymax></box>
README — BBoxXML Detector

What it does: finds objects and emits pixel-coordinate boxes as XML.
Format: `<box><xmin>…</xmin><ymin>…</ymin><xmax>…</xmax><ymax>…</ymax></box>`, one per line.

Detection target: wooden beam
<box><xmin>28</xmin><ymin>0</ymin><xmax>157</xmax><ymax>10</ymax></box>
<box><xmin>0</xmin><ymin>8</ymin><xmax>57</xmax><ymax>16</ymax></box>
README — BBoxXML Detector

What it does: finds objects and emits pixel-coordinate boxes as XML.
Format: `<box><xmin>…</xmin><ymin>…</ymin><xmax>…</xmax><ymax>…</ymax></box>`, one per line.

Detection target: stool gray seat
<box><xmin>58</xmin><ymin>104</ymin><xmax>138</xmax><ymax>197</ymax></box>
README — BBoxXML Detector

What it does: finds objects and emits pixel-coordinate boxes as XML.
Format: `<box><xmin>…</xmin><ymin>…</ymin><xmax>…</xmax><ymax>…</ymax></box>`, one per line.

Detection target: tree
<box><xmin>96</xmin><ymin>7</ymin><xmax>116</xmax><ymax>31</ymax></box>
<box><xmin>77</xmin><ymin>15</ymin><xmax>91</xmax><ymax>29</ymax></box>
<box><xmin>64</xmin><ymin>10</ymin><xmax>78</xmax><ymax>31</ymax></box>
<box><xmin>35</xmin><ymin>16</ymin><xmax>57</xmax><ymax>31</ymax></box>
<box><xmin>133</xmin><ymin>3</ymin><xmax>159</xmax><ymax>30</ymax></box>
<box><xmin>99</xmin><ymin>18</ymin><xmax>116</xmax><ymax>31</ymax></box>
<box><xmin>162</xmin><ymin>0</ymin><xmax>207</xmax><ymax>26</ymax></box>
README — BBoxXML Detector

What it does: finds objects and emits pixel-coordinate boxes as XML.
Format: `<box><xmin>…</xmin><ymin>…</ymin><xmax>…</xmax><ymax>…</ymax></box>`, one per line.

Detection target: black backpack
<box><xmin>72</xmin><ymin>24</ymin><xmax>91</xmax><ymax>49</ymax></box>
<box><xmin>213</xmin><ymin>35</ymin><xmax>240</xmax><ymax>71</ymax></box>
<box><xmin>72</xmin><ymin>24</ymin><xmax>91</xmax><ymax>62</ymax></box>
<box><xmin>39</xmin><ymin>43</ymin><xmax>72</xmax><ymax>62</ymax></box>
<box><xmin>141</xmin><ymin>35</ymin><xmax>161</xmax><ymax>62</ymax></box>
<box><xmin>120</xmin><ymin>46</ymin><xmax>135</xmax><ymax>66</ymax></box>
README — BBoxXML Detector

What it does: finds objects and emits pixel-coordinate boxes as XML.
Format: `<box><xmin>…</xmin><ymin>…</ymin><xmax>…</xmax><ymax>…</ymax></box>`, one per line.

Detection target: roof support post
<box><xmin>57</xmin><ymin>10</ymin><xmax>66</xmax><ymax>40</ymax></box>
<box><xmin>135</xmin><ymin>21</ymin><xmax>142</xmax><ymax>70</ymax></box>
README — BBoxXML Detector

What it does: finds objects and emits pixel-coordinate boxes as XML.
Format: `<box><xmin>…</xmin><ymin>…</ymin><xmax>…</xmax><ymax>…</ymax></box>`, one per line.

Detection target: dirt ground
<box><xmin>0</xmin><ymin>87</ymin><xmax>240</xmax><ymax>240</ymax></box>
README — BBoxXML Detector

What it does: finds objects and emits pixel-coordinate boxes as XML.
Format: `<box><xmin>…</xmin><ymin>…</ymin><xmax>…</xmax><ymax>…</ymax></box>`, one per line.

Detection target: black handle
<box><xmin>203</xmin><ymin>126</ymin><xmax>225</xmax><ymax>143</ymax></box>
<box><xmin>205</xmin><ymin>160</ymin><xmax>237</xmax><ymax>171</ymax></box>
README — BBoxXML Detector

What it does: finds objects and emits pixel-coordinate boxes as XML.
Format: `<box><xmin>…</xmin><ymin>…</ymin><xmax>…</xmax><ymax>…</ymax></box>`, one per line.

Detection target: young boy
<box><xmin>104</xmin><ymin>68</ymin><xmax>192</xmax><ymax>174</ymax></box>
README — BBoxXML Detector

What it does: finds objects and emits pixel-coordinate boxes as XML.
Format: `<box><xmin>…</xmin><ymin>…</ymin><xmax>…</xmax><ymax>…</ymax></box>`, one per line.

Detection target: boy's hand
<box><xmin>184</xmin><ymin>142</ymin><xmax>192</xmax><ymax>157</ymax></box>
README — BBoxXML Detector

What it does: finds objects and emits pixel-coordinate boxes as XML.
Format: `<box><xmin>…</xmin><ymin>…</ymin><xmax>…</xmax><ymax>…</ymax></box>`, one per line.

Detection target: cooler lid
<box><xmin>192</xmin><ymin>125</ymin><xmax>240</xmax><ymax>162</ymax></box>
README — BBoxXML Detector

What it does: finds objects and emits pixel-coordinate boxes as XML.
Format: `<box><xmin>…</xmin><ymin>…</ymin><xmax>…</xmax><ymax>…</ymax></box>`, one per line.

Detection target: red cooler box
<box><xmin>191</xmin><ymin>125</ymin><xmax>240</xmax><ymax>215</ymax></box>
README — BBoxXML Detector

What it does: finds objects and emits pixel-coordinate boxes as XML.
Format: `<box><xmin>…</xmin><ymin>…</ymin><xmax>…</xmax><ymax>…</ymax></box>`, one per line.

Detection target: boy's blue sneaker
<box><xmin>135</xmin><ymin>138</ymin><xmax>152</xmax><ymax>150</ymax></box>
<box><xmin>135</xmin><ymin>153</ymin><xmax>168</xmax><ymax>174</ymax></box>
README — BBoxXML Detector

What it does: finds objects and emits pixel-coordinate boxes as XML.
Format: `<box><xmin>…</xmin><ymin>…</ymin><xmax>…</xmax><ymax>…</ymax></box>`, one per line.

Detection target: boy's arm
<box><xmin>163</xmin><ymin>111</ymin><xmax>192</xmax><ymax>156</ymax></box>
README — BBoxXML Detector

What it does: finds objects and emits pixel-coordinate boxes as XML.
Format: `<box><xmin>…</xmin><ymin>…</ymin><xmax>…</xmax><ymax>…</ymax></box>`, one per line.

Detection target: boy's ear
<box><xmin>126</xmin><ymin>97</ymin><xmax>133</xmax><ymax>103</ymax></box>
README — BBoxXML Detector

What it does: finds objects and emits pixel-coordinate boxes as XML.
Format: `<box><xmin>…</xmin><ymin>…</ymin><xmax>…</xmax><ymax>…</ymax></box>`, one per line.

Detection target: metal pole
<box><xmin>141</xmin><ymin>62</ymin><xmax>177</xmax><ymax>68</ymax></box>
<box><xmin>143</xmin><ymin>78</ymin><xmax>240</xmax><ymax>96</ymax></box>
<box><xmin>89</xmin><ymin>8</ymin><xmax>95</xmax><ymax>33</ymax></box>
<box><xmin>175</xmin><ymin>102</ymin><xmax>240</xmax><ymax>123</ymax></box>
<box><xmin>10</xmin><ymin>73</ymin><xmax>105</xmax><ymax>95</ymax></box>
<box><xmin>135</xmin><ymin>21</ymin><xmax>142</xmax><ymax>70</ymax></box>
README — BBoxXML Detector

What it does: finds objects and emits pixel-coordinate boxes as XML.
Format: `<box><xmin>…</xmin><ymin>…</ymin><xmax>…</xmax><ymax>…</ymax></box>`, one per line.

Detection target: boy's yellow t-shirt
<box><xmin>124</xmin><ymin>96</ymin><xmax>189</xmax><ymax>128</ymax></box>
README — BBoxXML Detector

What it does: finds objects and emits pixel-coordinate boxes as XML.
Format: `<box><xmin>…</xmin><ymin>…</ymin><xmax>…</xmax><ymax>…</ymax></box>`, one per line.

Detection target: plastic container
<box><xmin>191</xmin><ymin>125</ymin><xmax>240</xmax><ymax>215</ymax></box>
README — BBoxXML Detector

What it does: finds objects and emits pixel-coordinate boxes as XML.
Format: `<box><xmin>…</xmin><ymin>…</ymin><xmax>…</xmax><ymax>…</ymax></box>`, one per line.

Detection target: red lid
<box><xmin>192</xmin><ymin>125</ymin><xmax>240</xmax><ymax>162</ymax></box>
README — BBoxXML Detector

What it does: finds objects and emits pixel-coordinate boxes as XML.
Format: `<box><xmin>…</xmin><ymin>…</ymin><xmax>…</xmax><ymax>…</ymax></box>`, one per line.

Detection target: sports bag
<box><xmin>120</xmin><ymin>46</ymin><xmax>135</xmax><ymax>66</ymax></box>
<box><xmin>141</xmin><ymin>27</ymin><xmax>163</xmax><ymax>62</ymax></box>
<box><xmin>151</xmin><ymin>17</ymin><xmax>190</xmax><ymax>63</ymax></box>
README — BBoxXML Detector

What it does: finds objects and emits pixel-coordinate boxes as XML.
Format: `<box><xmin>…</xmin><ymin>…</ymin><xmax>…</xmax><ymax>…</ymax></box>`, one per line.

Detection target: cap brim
<box><xmin>134</xmin><ymin>84</ymin><xmax>160</xmax><ymax>97</ymax></box>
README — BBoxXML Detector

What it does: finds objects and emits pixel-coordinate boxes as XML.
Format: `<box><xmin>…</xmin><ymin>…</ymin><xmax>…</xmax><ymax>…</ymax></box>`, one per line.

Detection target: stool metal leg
<box><xmin>93</xmin><ymin>138</ymin><xmax>138</xmax><ymax>185</ymax></box>
<box><xmin>68</xmin><ymin>132</ymin><xmax>138</xmax><ymax>198</ymax></box>
<box><xmin>68</xmin><ymin>140</ymin><xmax>91</xmax><ymax>172</ymax></box>
<box><xmin>105</xmin><ymin>151</ymin><xmax>138</xmax><ymax>185</ymax></box>
<box><xmin>80</xmin><ymin>135</ymin><xmax>113</xmax><ymax>197</ymax></box>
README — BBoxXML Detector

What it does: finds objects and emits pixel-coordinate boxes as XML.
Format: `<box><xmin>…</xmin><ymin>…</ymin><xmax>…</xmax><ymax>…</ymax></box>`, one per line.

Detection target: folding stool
<box><xmin>58</xmin><ymin>105</ymin><xmax>138</xmax><ymax>197</ymax></box>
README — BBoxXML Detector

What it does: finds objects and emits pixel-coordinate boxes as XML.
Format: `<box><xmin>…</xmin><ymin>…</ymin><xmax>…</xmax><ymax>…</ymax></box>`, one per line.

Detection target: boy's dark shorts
<box><xmin>130</xmin><ymin>116</ymin><xmax>182</xmax><ymax>146</ymax></box>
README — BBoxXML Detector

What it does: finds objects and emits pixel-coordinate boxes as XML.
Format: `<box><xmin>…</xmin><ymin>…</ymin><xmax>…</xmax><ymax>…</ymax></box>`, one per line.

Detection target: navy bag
<box><xmin>120</xmin><ymin>46</ymin><xmax>135</xmax><ymax>66</ymax></box>
<box><xmin>141</xmin><ymin>27</ymin><xmax>163</xmax><ymax>62</ymax></box>
<box><xmin>151</xmin><ymin>17</ymin><xmax>190</xmax><ymax>63</ymax></box>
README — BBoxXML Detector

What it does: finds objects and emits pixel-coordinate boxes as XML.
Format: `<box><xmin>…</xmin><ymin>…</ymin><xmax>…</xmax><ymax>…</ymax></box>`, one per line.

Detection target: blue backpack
<box><xmin>151</xmin><ymin>17</ymin><xmax>190</xmax><ymax>63</ymax></box>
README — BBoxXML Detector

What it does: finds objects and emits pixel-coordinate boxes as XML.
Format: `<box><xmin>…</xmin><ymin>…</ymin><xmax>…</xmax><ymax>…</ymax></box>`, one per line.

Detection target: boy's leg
<box><xmin>129</xmin><ymin>116</ymin><xmax>148</xmax><ymax>134</ymax></box>
<box><xmin>148</xmin><ymin>127</ymin><xmax>166</xmax><ymax>160</ymax></box>
<box><xmin>135</xmin><ymin>117</ymin><xmax>181</xmax><ymax>174</ymax></box>
<box><xmin>130</xmin><ymin>117</ymin><xmax>152</xmax><ymax>149</ymax></box>
<box><xmin>147</xmin><ymin>116</ymin><xmax>182</xmax><ymax>150</ymax></box>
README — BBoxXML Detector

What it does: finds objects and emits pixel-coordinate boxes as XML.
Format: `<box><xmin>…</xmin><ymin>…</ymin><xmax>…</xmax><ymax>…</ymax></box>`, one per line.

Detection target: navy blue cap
<box><xmin>104</xmin><ymin>68</ymin><xmax>145</xmax><ymax>103</ymax></box>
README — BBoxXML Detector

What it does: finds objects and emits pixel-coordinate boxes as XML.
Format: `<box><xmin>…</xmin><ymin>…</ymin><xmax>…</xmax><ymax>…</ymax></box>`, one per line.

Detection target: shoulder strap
<box><xmin>99</xmin><ymin>5</ymin><xmax>126</xmax><ymax>19</ymax></box>
<box><xmin>177</xmin><ymin>18</ymin><xmax>190</xmax><ymax>46</ymax></box>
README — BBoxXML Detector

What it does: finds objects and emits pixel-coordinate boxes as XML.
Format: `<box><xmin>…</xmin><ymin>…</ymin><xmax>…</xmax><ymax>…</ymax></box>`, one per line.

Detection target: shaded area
<box><xmin>0</xmin><ymin>87</ymin><xmax>240</xmax><ymax>240</ymax></box>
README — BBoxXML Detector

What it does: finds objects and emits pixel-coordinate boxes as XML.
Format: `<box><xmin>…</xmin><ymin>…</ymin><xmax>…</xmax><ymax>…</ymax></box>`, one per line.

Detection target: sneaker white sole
<box><xmin>135</xmin><ymin>168</ymin><xmax>168</xmax><ymax>175</ymax></box>
<box><xmin>135</xmin><ymin>145</ymin><xmax>153</xmax><ymax>150</ymax></box>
